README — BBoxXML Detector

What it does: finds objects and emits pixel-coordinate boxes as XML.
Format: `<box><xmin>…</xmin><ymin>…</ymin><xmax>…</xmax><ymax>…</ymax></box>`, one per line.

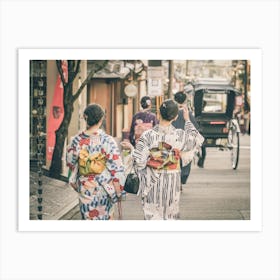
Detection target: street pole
<box><xmin>168</xmin><ymin>60</ymin><xmax>174</xmax><ymax>99</ymax></box>
<box><xmin>243</xmin><ymin>60</ymin><xmax>249</xmax><ymax>112</ymax></box>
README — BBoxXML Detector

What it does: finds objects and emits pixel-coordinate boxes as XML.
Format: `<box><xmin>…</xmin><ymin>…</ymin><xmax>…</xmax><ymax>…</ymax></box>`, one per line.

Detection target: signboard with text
<box><xmin>147</xmin><ymin>66</ymin><xmax>164</xmax><ymax>96</ymax></box>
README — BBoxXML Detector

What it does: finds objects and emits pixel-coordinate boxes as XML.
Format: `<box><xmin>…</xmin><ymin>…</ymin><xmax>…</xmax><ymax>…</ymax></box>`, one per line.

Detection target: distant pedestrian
<box><xmin>66</xmin><ymin>104</ymin><xmax>126</xmax><ymax>220</ymax></box>
<box><xmin>121</xmin><ymin>99</ymin><xmax>204</xmax><ymax>220</ymax></box>
<box><xmin>129</xmin><ymin>96</ymin><xmax>158</xmax><ymax>146</ymax></box>
<box><xmin>197</xmin><ymin>144</ymin><xmax>206</xmax><ymax>168</ymax></box>
<box><xmin>172</xmin><ymin>91</ymin><xmax>200</xmax><ymax>190</ymax></box>
<box><xmin>197</xmin><ymin>100</ymin><xmax>207</xmax><ymax>168</ymax></box>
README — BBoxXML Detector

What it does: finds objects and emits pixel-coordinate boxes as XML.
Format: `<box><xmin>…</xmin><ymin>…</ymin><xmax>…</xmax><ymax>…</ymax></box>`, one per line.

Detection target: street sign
<box><xmin>147</xmin><ymin>66</ymin><xmax>164</xmax><ymax>96</ymax></box>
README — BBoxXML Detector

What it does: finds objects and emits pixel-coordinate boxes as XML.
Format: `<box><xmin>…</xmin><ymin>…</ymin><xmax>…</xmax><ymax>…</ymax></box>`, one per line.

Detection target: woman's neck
<box><xmin>159</xmin><ymin>119</ymin><xmax>172</xmax><ymax>127</ymax></box>
<box><xmin>85</xmin><ymin>125</ymin><xmax>100</xmax><ymax>135</ymax></box>
<box><xmin>142</xmin><ymin>107</ymin><xmax>151</xmax><ymax>112</ymax></box>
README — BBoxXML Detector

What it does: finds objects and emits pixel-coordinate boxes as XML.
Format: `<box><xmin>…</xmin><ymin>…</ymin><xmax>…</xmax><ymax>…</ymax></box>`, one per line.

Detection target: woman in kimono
<box><xmin>66</xmin><ymin>104</ymin><xmax>126</xmax><ymax>220</ymax></box>
<box><xmin>121</xmin><ymin>99</ymin><xmax>204</xmax><ymax>220</ymax></box>
<box><xmin>129</xmin><ymin>96</ymin><xmax>158</xmax><ymax>146</ymax></box>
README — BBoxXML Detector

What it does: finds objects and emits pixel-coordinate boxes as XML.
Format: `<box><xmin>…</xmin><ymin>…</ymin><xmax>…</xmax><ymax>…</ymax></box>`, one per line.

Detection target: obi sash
<box><xmin>146</xmin><ymin>142</ymin><xmax>180</xmax><ymax>171</ymax></box>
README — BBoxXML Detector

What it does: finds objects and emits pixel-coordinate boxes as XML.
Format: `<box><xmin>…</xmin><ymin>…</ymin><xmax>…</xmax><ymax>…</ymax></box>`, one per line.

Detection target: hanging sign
<box><xmin>147</xmin><ymin>66</ymin><xmax>164</xmax><ymax>96</ymax></box>
<box><xmin>46</xmin><ymin>60</ymin><xmax>68</xmax><ymax>161</ymax></box>
<box><xmin>124</xmin><ymin>83</ymin><xmax>138</xmax><ymax>97</ymax></box>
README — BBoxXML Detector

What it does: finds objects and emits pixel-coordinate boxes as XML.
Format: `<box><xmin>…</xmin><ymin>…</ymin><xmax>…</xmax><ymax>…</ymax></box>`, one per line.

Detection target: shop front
<box><xmin>29</xmin><ymin>60</ymin><xmax>144</xmax><ymax>175</ymax></box>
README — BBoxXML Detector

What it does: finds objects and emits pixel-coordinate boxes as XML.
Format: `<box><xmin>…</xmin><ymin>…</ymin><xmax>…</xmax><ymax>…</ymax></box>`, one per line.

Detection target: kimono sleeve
<box><xmin>103</xmin><ymin>136</ymin><xmax>126</xmax><ymax>189</ymax></box>
<box><xmin>66</xmin><ymin>136</ymin><xmax>80</xmax><ymax>171</ymax></box>
<box><xmin>132</xmin><ymin>132</ymin><xmax>151</xmax><ymax>171</ymax></box>
<box><xmin>181</xmin><ymin>120</ymin><xmax>204</xmax><ymax>152</ymax></box>
<box><xmin>66</xmin><ymin>136</ymin><xmax>80</xmax><ymax>188</ymax></box>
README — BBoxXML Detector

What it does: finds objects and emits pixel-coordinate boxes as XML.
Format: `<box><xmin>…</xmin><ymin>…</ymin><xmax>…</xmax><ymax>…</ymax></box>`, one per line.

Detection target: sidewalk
<box><xmin>29</xmin><ymin>136</ymin><xmax>127</xmax><ymax>220</ymax></box>
<box><xmin>30</xmin><ymin>134</ymin><xmax>250</xmax><ymax>220</ymax></box>
<box><xmin>30</xmin><ymin>170</ymin><xmax>144</xmax><ymax>220</ymax></box>
<box><xmin>30</xmin><ymin>172</ymin><xmax>79</xmax><ymax>220</ymax></box>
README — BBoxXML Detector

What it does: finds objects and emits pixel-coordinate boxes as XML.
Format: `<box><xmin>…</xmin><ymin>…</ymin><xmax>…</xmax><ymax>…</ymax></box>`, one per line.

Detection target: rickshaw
<box><xmin>186</xmin><ymin>78</ymin><xmax>241</xmax><ymax>169</ymax></box>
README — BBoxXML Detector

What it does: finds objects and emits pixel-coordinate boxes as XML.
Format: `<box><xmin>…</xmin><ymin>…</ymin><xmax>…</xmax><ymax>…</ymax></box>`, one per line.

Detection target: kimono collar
<box><xmin>156</xmin><ymin>124</ymin><xmax>175</xmax><ymax>134</ymax></box>
<box><xmin>142</xmin><ymin>108</ymin><xmax>151</xmax><ymax>113</ymax></box>
<box><xmin>82</xmin><ymin>129</ymin><xmax>105</xmax><ymax>138</ymax></box>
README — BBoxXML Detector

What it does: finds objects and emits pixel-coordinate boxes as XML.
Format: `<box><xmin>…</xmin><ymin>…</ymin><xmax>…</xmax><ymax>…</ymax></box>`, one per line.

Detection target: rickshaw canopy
<box><xmin>186</xmin><ymin>78</ymin><xmax>241</xmax><ymax>96</ymax></box>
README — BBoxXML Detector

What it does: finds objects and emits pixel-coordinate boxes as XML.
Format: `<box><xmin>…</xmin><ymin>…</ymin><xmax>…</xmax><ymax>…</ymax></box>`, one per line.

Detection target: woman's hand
<box><xmin>113</xmin><ymin>183</ymin><xmax>122</xmax><ymax>198</ymax></box>
<box><xmin>120</xmin><ymin>140</ymin><xmax>133</xmax><ymax>150</ymax></box>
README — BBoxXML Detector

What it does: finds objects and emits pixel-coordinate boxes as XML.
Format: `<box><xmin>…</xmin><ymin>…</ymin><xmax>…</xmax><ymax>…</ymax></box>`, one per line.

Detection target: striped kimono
<box><xmin>66</xmin><ymin>130</ymin><xmax>126</xmax><ymax>220</ymax></box>
<box><xmin>132</xmin><ymin>121</ymin><xmax>204</xmax><ymax>220</ymax></box>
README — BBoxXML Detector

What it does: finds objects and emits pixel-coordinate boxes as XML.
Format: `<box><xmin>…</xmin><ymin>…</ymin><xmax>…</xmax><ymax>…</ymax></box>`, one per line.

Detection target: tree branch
<box><xmin>56</xmin><ymin>60</ymin><xmax>66</xmax><ymax>86</ymax></box>
<box><xmin>67</xmin><ymin>60</ymin><xmax>81</xmax><ymax>84</ymax></box>
<box><xmin>74</xmin><ymin>60</ymin><xmax>81</xmax><ymax>77</ymax></box>
<box><xmin>72</xmin><ymin>60</ymin><xmax>108</xmax><ymax>102</ymax></box>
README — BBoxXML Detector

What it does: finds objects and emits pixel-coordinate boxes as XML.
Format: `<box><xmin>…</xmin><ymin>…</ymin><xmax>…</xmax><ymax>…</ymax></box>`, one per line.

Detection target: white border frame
<box><xmin>19</xmin><ymin>48</ymin><xmax>262</xmax><ymax>232</ymax></box>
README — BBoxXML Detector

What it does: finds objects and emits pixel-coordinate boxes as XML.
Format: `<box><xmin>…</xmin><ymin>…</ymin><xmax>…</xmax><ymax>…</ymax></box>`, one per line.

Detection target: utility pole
<box><xmin>168</xmin><ymin>60</ymin><xmax>174</xmax><ymax>99</ymax></box>
<box><xmin>243</xmin><ymin>60</ymin><xmax>249</xmax><ymax>112</ymax></box>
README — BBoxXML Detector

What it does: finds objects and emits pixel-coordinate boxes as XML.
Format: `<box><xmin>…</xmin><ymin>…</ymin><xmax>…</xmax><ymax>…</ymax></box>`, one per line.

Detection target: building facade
<box><xmin>30</xmin><ymin>59</ymin><xmax>249</xmax><ymax>175</ymax></box>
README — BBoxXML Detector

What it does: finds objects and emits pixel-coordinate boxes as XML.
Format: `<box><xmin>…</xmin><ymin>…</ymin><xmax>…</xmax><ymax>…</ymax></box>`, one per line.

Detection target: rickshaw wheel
<box><xmin>228</xmin><ymin>128</ymin><xmax>240</xmax><ymax>170</ymax></box>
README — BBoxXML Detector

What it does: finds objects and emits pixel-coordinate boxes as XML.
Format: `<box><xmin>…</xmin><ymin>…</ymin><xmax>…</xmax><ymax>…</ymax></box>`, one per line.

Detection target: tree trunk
<box><xmin>49</xmin><ymin>84</ymin><xmax>74</xmax><ymax>178</ymax></box>
<box><xmin>48</xmin><ymin>60</ymin><xmax>110</xmax><ymax>178</ymax></box>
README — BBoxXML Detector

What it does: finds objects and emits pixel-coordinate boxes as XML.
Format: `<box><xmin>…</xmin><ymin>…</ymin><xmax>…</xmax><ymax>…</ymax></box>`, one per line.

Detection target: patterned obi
<box><xmin>146</xmin><ymin>142</ymin><xmax>180</xmax><ymax>171</ymax></box>
<box><xmin>78</xmin><ymin>149</ymin><xmax>106</xmax><ymax>176</ymax></box>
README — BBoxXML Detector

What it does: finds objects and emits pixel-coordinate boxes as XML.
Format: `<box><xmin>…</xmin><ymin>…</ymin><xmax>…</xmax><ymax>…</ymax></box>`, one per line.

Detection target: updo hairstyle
<box><xmin>159</xmin><ymin>99</ymin><xmax>179</xmax><ymax>121</ymax></box>
<box><xmin>140</xmin><ymin>96</ymin><xmax>152</xmax><ymax>109</ymax></box>
<box><xmin>83</xmin><ymin>104</ymin><xmax>105</xmax><ymax>127</ymax></box>
<box><xmin>174</xmin><ymin>91</ymin><xmax>187</xmax><ymax>105</ymax></box>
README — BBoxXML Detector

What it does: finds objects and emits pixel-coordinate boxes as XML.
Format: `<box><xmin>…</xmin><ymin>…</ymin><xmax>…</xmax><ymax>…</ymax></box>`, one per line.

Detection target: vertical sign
<box><xmin>147</xmin><ymin>66</ymin><xmax>164</xmax><ymax>96</ymax></box>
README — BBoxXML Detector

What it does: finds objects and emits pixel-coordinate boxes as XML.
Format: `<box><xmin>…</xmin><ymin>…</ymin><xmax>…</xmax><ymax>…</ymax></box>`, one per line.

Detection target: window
<box><xmin>202</xmin><ymin>92</ymin><xmax>227</xmax><ymax>113</ymax></box>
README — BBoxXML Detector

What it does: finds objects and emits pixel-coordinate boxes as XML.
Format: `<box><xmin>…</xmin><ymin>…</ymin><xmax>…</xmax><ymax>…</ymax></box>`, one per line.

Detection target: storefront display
<box><xmin>30</xmin><ymin>60</ymin><xmax>47</xmax><ymax>167</ymax></box>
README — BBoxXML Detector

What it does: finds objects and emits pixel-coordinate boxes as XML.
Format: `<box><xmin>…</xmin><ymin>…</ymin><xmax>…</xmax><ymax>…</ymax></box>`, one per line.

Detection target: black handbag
<box><xmin>124</xmin><ymin>166</ymin><xmax>139</xmax><ymax>194</ymax></box>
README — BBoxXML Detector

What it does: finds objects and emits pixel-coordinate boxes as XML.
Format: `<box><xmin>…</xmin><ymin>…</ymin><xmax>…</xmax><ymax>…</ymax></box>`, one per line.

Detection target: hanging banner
<box><xmin>46</xmin><ymin>60</ymin><xmax>68</xmax><ymax>161</ymax></box>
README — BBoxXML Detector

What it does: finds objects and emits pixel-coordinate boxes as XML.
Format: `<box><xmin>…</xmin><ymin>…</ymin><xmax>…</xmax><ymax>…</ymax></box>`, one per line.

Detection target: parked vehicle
<box><xmin>187</xmin><ymin>78</ymin><xmax>241</xmax><ymax>169</ymax></box>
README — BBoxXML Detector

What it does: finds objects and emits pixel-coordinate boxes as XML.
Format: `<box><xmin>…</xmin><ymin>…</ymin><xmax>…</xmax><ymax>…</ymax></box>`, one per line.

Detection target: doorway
<box><xmin>88</xmin><ymin>79</ymin><xmax>121</xmax><ymax>136</ymax></box>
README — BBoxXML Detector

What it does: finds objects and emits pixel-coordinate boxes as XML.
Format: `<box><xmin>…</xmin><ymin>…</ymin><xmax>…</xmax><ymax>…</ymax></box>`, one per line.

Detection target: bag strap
<box><xmin>127</xmin><ymin>159</ymin><xmax>138</xmax><ymax>175</ymax></box>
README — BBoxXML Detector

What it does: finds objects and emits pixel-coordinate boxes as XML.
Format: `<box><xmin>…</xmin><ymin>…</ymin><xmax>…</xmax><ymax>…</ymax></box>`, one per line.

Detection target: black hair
<box><xmin>83</xmin><ymin>104</ymin><xmax>105</xmax><ymax>127</ymax></box>
<box><xmin>174</xmin><ymin>91</ymin><xmax>187</xmax><ymax>104</ymax></box>
<box><xmin>160</xmin><ymin>99</ymin><xmax>179</xmax><ymax>121</ymax></box>
<box><xmin>140</xmin><ymin>96</ymin><xmax>151</xmax><ymax>109</ymax></box>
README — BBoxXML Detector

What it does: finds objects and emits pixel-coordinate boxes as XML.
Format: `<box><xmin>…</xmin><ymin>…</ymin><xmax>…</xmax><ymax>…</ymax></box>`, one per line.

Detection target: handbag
<box><xmin>124</xmin><ymin>166</ymin><xmax>139</xmax><ymax>194</ymax></box>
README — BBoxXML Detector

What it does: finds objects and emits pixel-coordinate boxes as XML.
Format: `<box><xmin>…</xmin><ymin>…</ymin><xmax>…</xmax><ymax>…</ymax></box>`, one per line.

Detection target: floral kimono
<box><xmin>66</xmin><ymin>129</ymin><xmax>126</xmax><ymax>220</ymax></box>
<box><xmin>132</xmin><ymin>121</ymin><xmax>204</xmax><ymax>220</ymax></box>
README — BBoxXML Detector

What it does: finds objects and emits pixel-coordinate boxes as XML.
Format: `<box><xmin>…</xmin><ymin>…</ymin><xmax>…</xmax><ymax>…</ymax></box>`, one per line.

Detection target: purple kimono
<box><xmin>129</xmin><ymin>110</ymin><xmax>158</xmax><ymax>146</ymax></box>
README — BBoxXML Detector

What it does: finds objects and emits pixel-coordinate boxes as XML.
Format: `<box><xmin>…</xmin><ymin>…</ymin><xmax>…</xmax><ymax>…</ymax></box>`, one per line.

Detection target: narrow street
<box><xmin>61</xmin><ymin>134</ymin><xmax>250</xmax><ymax>220</ymax></box>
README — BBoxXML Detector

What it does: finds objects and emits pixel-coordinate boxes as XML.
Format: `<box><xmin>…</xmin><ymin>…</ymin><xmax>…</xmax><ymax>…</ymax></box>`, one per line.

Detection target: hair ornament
<box><xmin>162</xmin><ymin>102</ymin><xmax>167</xmax><ymax>108</ymax></box>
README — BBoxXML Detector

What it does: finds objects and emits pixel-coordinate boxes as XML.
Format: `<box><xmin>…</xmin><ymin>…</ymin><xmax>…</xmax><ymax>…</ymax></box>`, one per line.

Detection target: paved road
<box><xmin>61</xmin><ymin>134</ymin><xmax>250</xmax><ymax>220</ymax></box>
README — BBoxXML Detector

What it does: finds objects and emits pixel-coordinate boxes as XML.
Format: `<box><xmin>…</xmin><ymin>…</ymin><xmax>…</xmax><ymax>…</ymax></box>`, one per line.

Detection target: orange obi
<box><xmin>146</xmin><ymin>142</ymin><xmax>180</xmax><ymax>170</ymax></box>
<box><xmin>79</xmin><ymin>149</ymin><xmax>106</xmax><ymax>176</ymax></box>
